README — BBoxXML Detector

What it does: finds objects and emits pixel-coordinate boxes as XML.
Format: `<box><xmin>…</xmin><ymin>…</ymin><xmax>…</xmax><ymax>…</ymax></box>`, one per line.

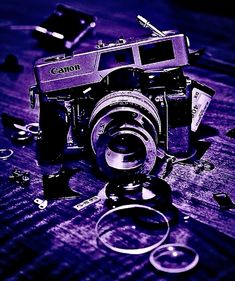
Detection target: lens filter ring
<box><xmin>105</xmin><ymin>174</ymin><xmax>172</xmax><ymax>207</ymax></box>
<box><xmin>95</xmin><ymin>204</ymin><xmax>170</xmax><ymax>255</ymax></box>
<box><xmin>104</xmin><ymin>174</ymin><xmax>179</xmax><ymax>225</ymax></box>
<box><xmin>0</xmin><ymin>148</ymin><xmax>14</xmax><ymax>160</ymax></box>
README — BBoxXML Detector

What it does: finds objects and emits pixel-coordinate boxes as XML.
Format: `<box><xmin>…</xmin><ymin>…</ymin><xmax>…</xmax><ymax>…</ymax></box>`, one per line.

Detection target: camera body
<box><xmin>30</xmin><ymin>33</ymin><xmax>213</xmax><ymax>178</ymax></box>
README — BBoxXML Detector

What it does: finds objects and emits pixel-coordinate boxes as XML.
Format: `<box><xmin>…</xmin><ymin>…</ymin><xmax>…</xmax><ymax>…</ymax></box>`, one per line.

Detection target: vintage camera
<box><xmin>30</xmin><ymin>28</ymin><xmax>214</xmax><ymax>179</ymax></box>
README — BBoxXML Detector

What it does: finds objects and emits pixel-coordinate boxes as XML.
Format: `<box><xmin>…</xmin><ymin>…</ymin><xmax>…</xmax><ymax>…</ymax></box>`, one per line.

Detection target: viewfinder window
<box><xmin>99</xmin><ymin>48</ymin><xmax>134</xmax><ymax>70</ymax></box>
<box><xmin>139</xmin><ymin>40</ymin><xmax>174</xmax><ymax>65</ymax></box>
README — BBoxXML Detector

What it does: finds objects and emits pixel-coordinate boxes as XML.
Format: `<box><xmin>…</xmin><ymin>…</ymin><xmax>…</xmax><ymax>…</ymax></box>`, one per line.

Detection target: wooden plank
<box><xmin>0</xmin><ymin>0</ymin><xmax>235</xmax><ymax>280</ymax></box>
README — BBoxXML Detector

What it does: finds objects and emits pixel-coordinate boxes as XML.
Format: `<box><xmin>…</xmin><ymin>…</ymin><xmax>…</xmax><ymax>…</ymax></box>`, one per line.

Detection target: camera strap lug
<box><xmin>29</xmin><ymin>85</ymin><xmax>38</xmax><ymax>109</ymax></box>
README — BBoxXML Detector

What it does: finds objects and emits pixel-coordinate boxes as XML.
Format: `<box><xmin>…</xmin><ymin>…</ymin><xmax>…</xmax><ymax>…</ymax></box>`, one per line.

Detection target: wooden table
<box><xmin>0</xmin><ymin>1</ymin><xmax>235</xmax><ymax>280</ymax></box>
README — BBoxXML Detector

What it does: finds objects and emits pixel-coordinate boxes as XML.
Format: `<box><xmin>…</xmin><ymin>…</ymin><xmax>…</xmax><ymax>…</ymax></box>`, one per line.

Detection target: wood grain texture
<box><xmin>0</xmin><ymin>0</ymin><xmax>235</xmax><ymax>280</ymax></box>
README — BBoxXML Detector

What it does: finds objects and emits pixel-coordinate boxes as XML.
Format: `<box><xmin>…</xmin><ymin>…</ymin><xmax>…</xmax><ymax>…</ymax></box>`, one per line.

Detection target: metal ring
<box><xmin>0</xmin><ymin>148</ymin><xmax>14</xmax><ymax>160</ymax></box>
<box><xmin>95</xmin><ymin>204</ymin><xmax>170</xmax><ymax>254</ymax></box>
<box><xmin>25</xmin><ymin>122</ymin><xmax>39</xmax><ymax>135</ymax></box>
<box><xmin>165</xmin><ymin>147</ymin><xmax>197</xmax><ymax>164</ymax></box>
<box><xmin>11</xmin><ymin>130</ymin><xmax>33</xmax><ymax>142</ymax></box>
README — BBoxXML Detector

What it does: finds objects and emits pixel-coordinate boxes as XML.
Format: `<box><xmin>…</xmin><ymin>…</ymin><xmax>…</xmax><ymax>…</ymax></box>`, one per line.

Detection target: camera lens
<box><xmin>89</xmin><ymin>90</ymin><xmax>161</xmax><ymax>178</ymax></box>
<box><xmin>105</xmin><ymin>132</ymin><xmax>146</xmax><ymax>170</ymax></box>
<box><xmin>109</xmin><ymin>134</ymin><xmax>141</xmax><ymax>154</ymax></box>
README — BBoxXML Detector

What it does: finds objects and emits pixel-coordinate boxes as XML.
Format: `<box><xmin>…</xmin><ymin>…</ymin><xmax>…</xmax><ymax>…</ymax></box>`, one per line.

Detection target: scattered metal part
<box><xmin>193</xmin><ymin>161</ymin><xmax>204</xmax><ymax>174</ymax></box>
<box><xmin>14</xmin><ymin>122</ymin><xmax>39</xmax><ymax>135</ymax></box>
<box><xmin>213</xmin><ymin>192</ymin><xmax>235</xmax><ymax>210</ymax></box>
<box><xmin>193</xmin><ymin>160</ymin><xmax>215</xmax><ymax>174</ymax></box>
<box><xmin>26</xmin><ymin>123</ymin><xmax>39</xmax><ymax>134</ymax></box>
<box><xmin>183</xmin><ymin>215</ymin><xmax>190</xmax><ymax>221</ymax></box>
<box><xmin>43</xmin><ymin>168</ymin><xmax>80</xmax><ymax>200</ymax></box>
<box><xmin>1</xmin><ymin>113</ymin><xmax>39</xmax><ymax>143</ymax></box>
<box><xmin>201</xmin><ymin>160</ymin><xmax>215</xmax><ymax>171</ymax></box>
<box><xmin>169</xmin><ymin>156</ymin><xmax>215</xmax><ymax>175</ymax></box>
<box><xmin>34</xmin><ymin>198</ymin><xmax>48</xmax><ymax>209</ymax></box>
<box><xmin>0</xmin><ymin>148</ymin><xmax>14</xmax><ymax>160</ymax></box>
<box><xmin>1</xmin><ymin>113</ymin><xmax>38</xmax><ymax>134</ymax></box>
<box><xmin>162</xmin><ymin>157</ymin><xmax>175</xmax><ymax>178</ymax></box>
<box><xmin>32</xmin><ymin>4</ymin><xmax>97</xmax><ymax>50</ymax></box>
<box><xmin>11</xmin><ymin>130</ymin><xmax>33</xmax><ymax>143</ymax></box>
<box><xmin>162</xmin><ymin>149</ymin><xmax>197</xmax><ymax>178</ymax></box>
<box><xmin>29</xmin><ymin>85</ymin><xmax>38</xmax><ymax>109</ymax></box>
<box><xmin>73</xmin><ymin>195</ymin><xmax>100</xmax><ymax>211</ymax></box>
<box><xmin>226</xmin><ymin>128</ymin><xmax>235</xmax><ymax>139</ymax></box>
<box><xmin>0</xmin><ymin>54</ymin><xmax>23</xmax><ymax>72</ymax></box>
<box><xmin>8</xmin><ymin>168</ymin><xmax>30</xmax><ymax>186</ymax></box>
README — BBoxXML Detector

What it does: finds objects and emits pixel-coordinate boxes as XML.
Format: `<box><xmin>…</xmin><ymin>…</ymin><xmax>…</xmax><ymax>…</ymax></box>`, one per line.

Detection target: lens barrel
<box><xmin>89</xmin><ymin>90</ymin><xmax>161</xmax><ymax>178</ymax></box>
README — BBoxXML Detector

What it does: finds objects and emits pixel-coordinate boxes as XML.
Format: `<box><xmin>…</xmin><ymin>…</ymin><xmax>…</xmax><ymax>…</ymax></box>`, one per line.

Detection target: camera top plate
<box><xmin>33</xmin><ymin>33</ymin><xmax>189</xmax><ymax>94</ymax></box>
